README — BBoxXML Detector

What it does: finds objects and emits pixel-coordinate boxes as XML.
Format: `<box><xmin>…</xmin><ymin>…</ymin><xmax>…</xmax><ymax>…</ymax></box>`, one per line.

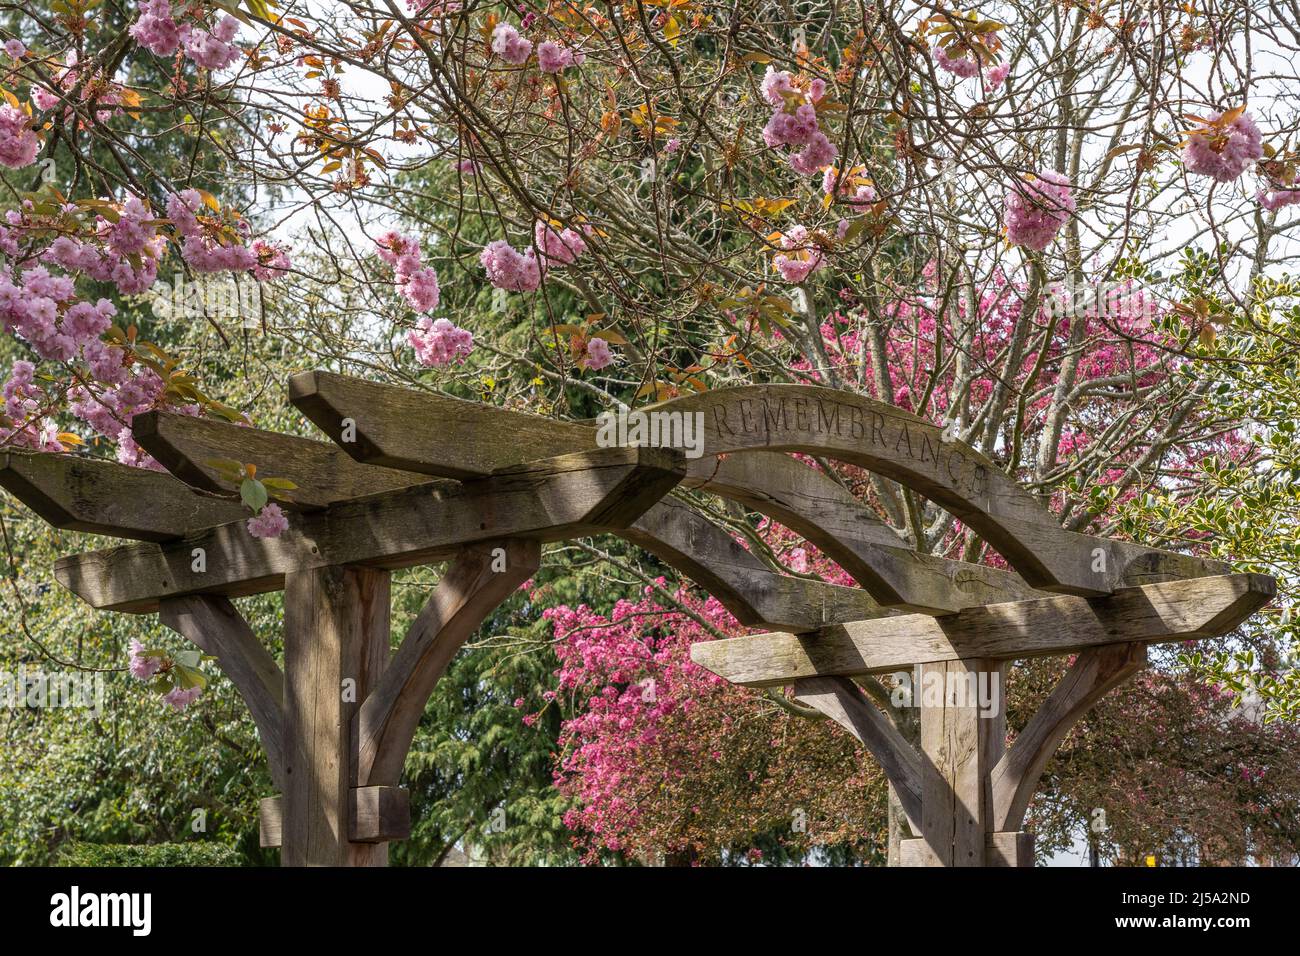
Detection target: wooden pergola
<box><xmin>0</xmin><ymin>373</ymin><xmax>1274</xmax><ymax>866</ymax></box>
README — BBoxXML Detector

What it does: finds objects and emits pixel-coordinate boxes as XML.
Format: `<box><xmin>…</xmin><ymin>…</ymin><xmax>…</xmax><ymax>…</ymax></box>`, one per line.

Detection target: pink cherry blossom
<box><xmin>773</xmin><ymin>225</ymin><xmax>824</xmax><ymax>283</ymax></box>
<box><xmin>3</xmin><ymin>39</ymin><xmax>25</xmax><ymax>60</ymax></box>
<box><xmin>163</xmin><ymin>685</ymin><xmax>202</xmax><ymax>712</ymax></box>
<box><xmin>1004</xmin><ymin>170</ymin><xmax>1075</xmax><ymax>251</ymax></box>
<box><xmin>480</xmin><ymin>239</ymin><xmax>542</xmax><ymax>292</ymax></box>
<box><xmin>986</xmin><ymin>63</ymin><xmax>1009</xmax><ymax>87</ymax></box>
<box><xmin>128</xmin><ymin>639</ymin><xmax>163</xmax><ymax>680</ymax></box>
<box><xmin>1258</xmin><ymin>187</ymin><xmax>1300</xmax><ymax>212</ymax></box>
<box><xmin>491</xmin><ymin>23</ymin><xmax>533</xmax><ymax>66</ymax></box>
<box><xmin>537</xmin><ymin>40</ymin><xmax>583</xmax><ymax>73</ymax></box>
<box><xmin>533</xmin><ymin>220</ymin><xmax>587</xmax><ymax>266</ymax></box>
<box><xmin>585</xmin><ymin>337</ymin><xmax>613</xmax><ymax>370</ymax></box>
<box><xmin>247</xmin><ymin>502</ymin><xmax>289</xmax><ymax>539</ymax></box>
<box><xmin>129</xmin><ymin>0</ymin><xmax>186</xmax><ymax>57</ymax></box>
<box><xmin>408</xmin><ymin>316</ymin><xmax>474</xmax><ymax>367</ymax></box>
<box><xmin>933</xmin><ymin>42</ymin><xmax>979</xmax><ymax>78</ymax></box>
<box><xmin>250</xmin><ymin>239</ymin><xmax>292</xmax><ymax>281</ymax></box>
<box><xmin>1182</xmin><ymin>110</ymin><xmax>1263</xmax><ymax>183</ymax></box>
<box><xmin>0</xmin><ymin>105</ymin><xmax>40</xmax><ymax>169</ymax></box>
<box><xmin>789</xmin><ymin>130</ymin><xmax>837</xmax><ymax>176</ymax></box>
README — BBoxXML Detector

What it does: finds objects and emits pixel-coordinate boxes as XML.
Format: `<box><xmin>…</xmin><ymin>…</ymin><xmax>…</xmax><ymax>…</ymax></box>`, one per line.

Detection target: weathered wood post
<box><xmin>281</xmin><ymin>566</ymin><xmax>391</xmax><ymax>866</ymax></box>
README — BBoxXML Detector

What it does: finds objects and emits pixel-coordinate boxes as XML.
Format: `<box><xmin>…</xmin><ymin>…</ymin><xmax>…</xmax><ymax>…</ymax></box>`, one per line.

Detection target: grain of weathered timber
<box><xmin>281</xmin><ymin>566</ymin><xmax>390</xmax><ymax>866</ymax></box>
<box><xmin>985</xmin><ymin>830</ymin><xmax>1034</xmax><ymax>867</ymax></box>
<box><xmin>357</xmin><ymin>539</ymin><xmax>541</xmax><ymax>787</ymax></box>
<box><xmin>0</xmin><ymin>452</ymin><xmax>246</xmax><ymax>540</ymax></box>
<box><xmin>258</xmin><ymin>796</ymin><xmax>282</xmax><ymax>848</ymax></box>
<box><xmin>133</xmin><ymin>411</ymin><xmax>435</xmax><ymax>510</ymax></box>
<box><xmin>990</xmin><ymin>643</ymin><xmax>1148</xmax><ymax>833</ymax></box>
<box><xmin>791</xmin><ymin>676</ymin><xmax>922</xmax><ymax>831</ymax></box>
<box><xmin>918</xmin><ymin>660</ymin><xmax>996</xmax><ymax>866</ymax></box>
<box><xmin>901</xmin><ymin>833</ymin><xmax>1032</xmax><ymax>867</ymax></box>
<box><xmin>290</xmin><ymin>370</ymin><xmax>593</xmax><ymax>478</ymax></box>
<box><xmin>624</xmin><ymin>498</ymin><xmax>883</xmax><ymax>631</ymax></box>
<box><xmin>349</xmin><ymin>786</ymin><xmax>411</xmax><ymax>843</ymax></box>
<box><xmin>291</xmin><ymin>371</ymin><xmax>1225</xmax><ymax>597</ymax></box>
<box><xmin>53</xmin><ymin>446</ymin><xmax>685</xmax><ymax>612</ymax></box>
<box><xmin>159</xmin><ymin>595</ymin><xmax>287</xmax><ymax>792</ymax></box>
<box><xmin>689</xmin><ymin>573</ymin><xmax>1275</xmax><ymax>686</ymax></box>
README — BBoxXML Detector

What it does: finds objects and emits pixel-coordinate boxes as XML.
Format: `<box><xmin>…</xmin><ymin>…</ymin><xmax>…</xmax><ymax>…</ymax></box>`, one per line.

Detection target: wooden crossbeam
<box><xmin>689</xmin><ymin>573</ymin><xmax>1275</xmax><ymax>686</ymax></box>
<box><xmin>288</xmin><ymin>371</ymin><xmax>1224</xmax><ymax>597</ymax></box>
<box><xmin>0</xmin><ymin>452</ymin><xmax>246</xmax><ymax>540</ymax></box>
<box><xmin>133</xmin><ymin>411</ymin><xmax>434</xmax><ymax>510</ymax></box>
<box><xmin>53</xmin><ymin>446</ymin><xmax>685</xmax><ymax>612</ymax></box>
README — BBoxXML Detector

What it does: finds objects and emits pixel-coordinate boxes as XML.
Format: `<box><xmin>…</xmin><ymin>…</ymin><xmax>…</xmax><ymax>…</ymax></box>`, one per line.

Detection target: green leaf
<box><xmin>240</xmin><ymin>477</ymin><xmax>268</xmax><ymax>512</ymax></box>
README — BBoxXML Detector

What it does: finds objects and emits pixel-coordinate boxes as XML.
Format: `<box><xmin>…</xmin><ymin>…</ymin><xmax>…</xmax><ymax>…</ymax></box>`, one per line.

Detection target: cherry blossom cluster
<box><xmin>246</xmin><ymin>502</ymin><xmax>289</xmax><ymax>539</ymax></box>
<box><xmin>374</xmin><ymin>231</ymin><xmax>441</xmax><ymax>313</ymax></box>
<box><xmin>760</xmin><ymin>67</ymin><xmax>837</xmax><ymax>176</ymax></box>
<box><xmin>821</xmin><ymin>165</ymin><xmax>878</xmax><ymax>211</ymax></box>
<box><xmin>129</xmin><ymin>0</ymin><xmax>242</xmax><ymax>71</ymax></box>
<box><xmin>1182</xmin><ymin>110</ymin><xmax>1263</xmax><ymax>183</ymax></box>
<box><xmin>0</xmin><ymin>104</ymin><xmax>39</xmax><ymax>169</ymax></box>
<box><xmin>773</xmin><ymin>226</ymin><xmax>825</xmax><ymax>283</ymax></box>
<box><xmin>931</xmin><ymin>43</ymin><xmax>1008</xmax><ymax>89</ymax></box>
<box><xmin>584</xmin><ymin>336</ymin><xmax>613</xmax><ymax>371</ymax></box>
<box><xmin>408</xmin><ymin>317</ymin><xmax>475</xmax><ymax>368</ymax></box>
<box><xmin>1003</xmin><ymin>170</ymin><xmax>1075</xmax><ymax>251</ymax></box>
<box><xmin>128</xmin><ymin>639</ymin><xmax>203</xmax><ymax>712</ymax></box>
<box><xmin>29</xmin><ymin>51</ymin><xmax>127</xmax><ymax>124</ymax></box>
<box><xmin>490</xmin><ymin>22</ymin><xmax>584</xmax><ymax>74</ymax></box>
<box><xmin>481</xmin><ymin>220</ymin><xmax>590</xmax><ymax>292</ymax></box>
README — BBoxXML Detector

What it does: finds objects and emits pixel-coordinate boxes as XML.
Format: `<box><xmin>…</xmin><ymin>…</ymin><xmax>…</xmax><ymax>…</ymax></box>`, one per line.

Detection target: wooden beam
<box><xmin>349</xmin><ymin>786</ymin><xmax>411</xmax><ymax>843</ymax></box>
<box><xmin>158</xmin><ymin>595</ymin><xmax>287</xmax><ymax>793</ymax></box>
<box><xmin>53</xmin><ymin>446</ymin><xmax>685</xmax><ymax>612</ymax></box>
<box><xmin>989</xmin><ymin>643</ymin><xmax>1148</xmax><ymax>833</ymax></box>
<box><xmin>288</xmin><ymin>371</ymin><xmax>1225</xmax><ymax>597</ymax></box>
<box><xmin>791</xmin><ymin>676</ymin><xmax>922</xmax><ymax>832</ymax></box>
<box><xmin>357</xmin><ymin>539</ymin><xmax>541</xmax><ymax>787</ymax></box>
<box><xmin>689</xmin><ymin>573</ymin><xmax>1275</xmax><ymax>686</ymax></box>
<box><xmin>133</xmin><ymin>411</ymin><xmax>434</xmax><ymax>510</ymax></box>
<box><xmin>281</xmin><ymin>565</ymin><xmax>390</xmax><ymax>866</ymax></box>
<box><xmin>0</xmin><ymin>452</ymin><xmax>246</xmax><ymax>541</ymax></box>
<box><xmin>623</xmin><ymin>498</ymin><xmax>884</xmax><ymax>631</ymax></box>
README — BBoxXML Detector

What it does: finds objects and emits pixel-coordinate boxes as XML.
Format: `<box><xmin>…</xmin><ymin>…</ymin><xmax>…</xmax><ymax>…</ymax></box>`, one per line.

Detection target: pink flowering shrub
<box><xmin>933</xmin><ymin>41</ymin><xmax>979</xmax><ymax>78</ymax></box>
<box><xmin>1004</xmin><ymin>170</ymin><xmax>1075</xmax><ymax>251</ymax></box>
<box><xmin>246</xmin><ymin>501</ymin><xmax>289</xmax><ymax>539</ymax></box>
<box><xmin>374</xmin><ymin>231</ymin><xmax>441</xmax><ymax>313</ymax></box>
<box><xmin>1182</xmin><ymin>108</ymin><xmax>1263</xmax><ymax>183</ymax></box>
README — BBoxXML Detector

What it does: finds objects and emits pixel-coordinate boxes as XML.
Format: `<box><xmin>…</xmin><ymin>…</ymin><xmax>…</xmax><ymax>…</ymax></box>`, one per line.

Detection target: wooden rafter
<box><xmin>51</xmin><ymin>447</ymin><xmax>685</xmax><ymax>612</ymax></box>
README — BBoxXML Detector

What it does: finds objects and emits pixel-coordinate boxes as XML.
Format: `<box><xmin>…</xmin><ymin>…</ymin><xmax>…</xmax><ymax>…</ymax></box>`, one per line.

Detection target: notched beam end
<box><xmin>349</xmin><ymin>785</ymin><xmax>411</xmax><ymax>843</ymax></box>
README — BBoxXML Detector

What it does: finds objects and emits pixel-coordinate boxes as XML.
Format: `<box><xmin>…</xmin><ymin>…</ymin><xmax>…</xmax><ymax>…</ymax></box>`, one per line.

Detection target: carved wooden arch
<box><xmin>0</xmin><ymin>369</ymin><xmax>1276</xmax><ymax>868</ymax></box>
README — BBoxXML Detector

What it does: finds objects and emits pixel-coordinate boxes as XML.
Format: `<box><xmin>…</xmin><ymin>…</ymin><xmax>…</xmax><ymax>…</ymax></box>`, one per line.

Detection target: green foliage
<box><xmin>57</xmin><ymin>841</ymin><xmax>243</xmax><ymax>867</ymax></box>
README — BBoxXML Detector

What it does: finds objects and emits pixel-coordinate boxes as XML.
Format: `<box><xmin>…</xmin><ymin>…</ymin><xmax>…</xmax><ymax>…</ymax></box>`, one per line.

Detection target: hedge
<box><xmin>57</xmin><ymin>842</ymin><xmax>243</xmax><ymax>867</ymax></box>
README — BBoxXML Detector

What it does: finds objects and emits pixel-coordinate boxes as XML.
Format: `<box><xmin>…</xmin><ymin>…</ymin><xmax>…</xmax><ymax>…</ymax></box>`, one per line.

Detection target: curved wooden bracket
<box><xmin>158</xmin><ymin>595</ymin><xmax>287</xmax><ymax>792</ymax></box>
<box><xmin>990</xmin><ymin>642</ymin><xmax>1148</xmax><ymax>832</ymax></box>
<box><xmin>624</xmin><ymin>498</ymin><xmax>884</xmax><ymax>631</ymax></box>
<box><xmin>356</xmin><ymin>539</ymin><xmax>541</xmax><ymax>786</ymax></box>
<box><xmin>791</xmin><ymin>676</ymin><xmax>922</xmax><ymax>833</ymax></box>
